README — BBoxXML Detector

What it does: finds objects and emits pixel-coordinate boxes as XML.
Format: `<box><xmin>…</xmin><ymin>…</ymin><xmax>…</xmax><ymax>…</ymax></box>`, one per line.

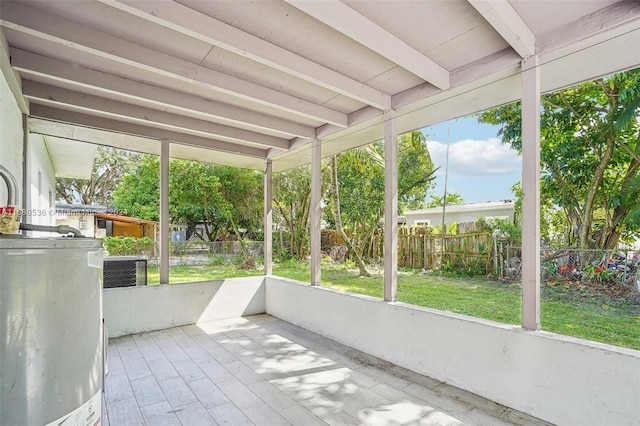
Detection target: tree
<box><xmin>112</xmin><ymin>155</ymin><xmax>160</xmax><ymax>221</ymax></box>
<box><xmin>113</xmin><ymin>156</ymin><xmax>262</xmax><ymax>241</ymax></box>
<box><xmin>169</xmin><ymin>160</ymin><xmax>228</xmax><ymax>241</ymax></box>
<box><xmin>330</xmin><ymin>153</ymin><xmax>373</xmax><ymax>277</ymax></box>
<box><xmin>325</xmin><ymin>131</ymin><xmax>436</xmax><ymax>275</ymax></box>
<box><xmin>272</xmin><ymin>166</ymin><xmax>312</xmax><ymax>259</ymax></box>
<box><xmin>56</xmin><ymin>146</ymin><xmax>140</xmax><ymax>205</ymax></box>
<box><xmin>426</xmin><ymin>193</ymin><xmax>465</xmax><ymax>208</ymax></box>
<box><xmin>397</xmin><ymin>131</ymin><xmax>439</xmax><ymax>211</ymax></box>
<box><xmin>479</xmin><ymin>69</ymin><xmax>640</xmax><ymax>249</ymax></box>
<box><xmin>212</xmin><ymin>165</ymin><xmax>263</xmax><ymax>239</ymax></box>
<box><xmin>170</xmin><ymin>162</ymin><xmax>262</xmax><ymax>241</ymax></box>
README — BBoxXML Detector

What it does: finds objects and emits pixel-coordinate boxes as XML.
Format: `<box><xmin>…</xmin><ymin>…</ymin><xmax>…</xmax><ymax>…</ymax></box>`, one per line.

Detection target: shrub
<box><xmin>103</xmin><ymin>236</ymin><xmax>154</xmax><ymax>256</ymax></box>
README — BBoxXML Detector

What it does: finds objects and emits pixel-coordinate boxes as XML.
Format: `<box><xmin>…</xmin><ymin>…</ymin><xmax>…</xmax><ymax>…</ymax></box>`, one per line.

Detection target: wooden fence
<box><xmin>397</xmin><ymin>225</ymin><xmax>492</xmax><ymax>272</ymax></box>
<box><xmin>323</xmin><ymin>222</ymin><xmax>494</xmax><ymax>273</ymax></box>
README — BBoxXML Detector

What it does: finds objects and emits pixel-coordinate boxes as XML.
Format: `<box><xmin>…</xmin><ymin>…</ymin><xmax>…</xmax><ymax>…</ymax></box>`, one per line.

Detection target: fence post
<box><xmin>493</xmin><ymin>234</ymin><xmax>498</xmax><ymax>276</ymax></box>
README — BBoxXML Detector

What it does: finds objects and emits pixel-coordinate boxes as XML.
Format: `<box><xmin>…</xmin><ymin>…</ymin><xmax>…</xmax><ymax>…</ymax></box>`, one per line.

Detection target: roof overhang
<box><xmin>406</xmin><ymin>200</ymin><xmax>515</xmax><ymax>216</ymax></box>
<box><xmin>0</xmin><ymin>0</ymin><xmax>638</xmax><ymax>172</ymax></box>
<box><xmin>95</xmin><ymin>212</ymin><xmax>157</xmax><ymax>225</ymax></box>
<box><xmin>44</xmin><ymin>136</ymin><xmax>97</xmax><ymax>179</ymax></box>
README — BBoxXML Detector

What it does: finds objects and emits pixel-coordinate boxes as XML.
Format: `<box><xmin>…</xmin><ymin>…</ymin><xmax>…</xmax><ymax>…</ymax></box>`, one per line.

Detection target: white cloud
<box><xmin>426</xmin><ymin>138</ymin><xmax>520</xmax><ymax>177</ymax></box>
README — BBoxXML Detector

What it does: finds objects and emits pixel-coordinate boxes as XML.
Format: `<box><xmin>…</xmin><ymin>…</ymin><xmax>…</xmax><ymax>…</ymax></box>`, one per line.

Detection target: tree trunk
<box><xmin>597</xmin><ymin>147</ymin><xmax>640</xmax><ymax>249</ymax></box>
<box><xmin>228</xmin><ymin>215</ymin><xmax>242</xmax><ymax>240</ymax></box>
<box><xmin>330</xmin><ymin>155</ymin><xmax>371</xmax><ymax>277</ymax></box>
<box><xmin>577</xmin><ymin>81</ymin><xmax>621</xmax><ymax>249</ymax></box>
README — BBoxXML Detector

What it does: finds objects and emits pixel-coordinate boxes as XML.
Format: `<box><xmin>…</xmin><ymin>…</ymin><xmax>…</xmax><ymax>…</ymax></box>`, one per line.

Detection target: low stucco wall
<box><xmin>104</xmin><ymin>276</ymin><xmax>265</xmax><ymax>338</ymax></box>
<box><xmin>265</xmin><ymin>276</ymin><xmax>640</xmax><ymax>426</ymax></box>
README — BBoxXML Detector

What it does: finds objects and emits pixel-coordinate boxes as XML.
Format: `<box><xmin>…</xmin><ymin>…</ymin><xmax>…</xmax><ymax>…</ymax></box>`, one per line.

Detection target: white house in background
<box><xmin>404</xmin><ymin>200</ymin><xmax>515</xmax><ymax>227</ymax></box>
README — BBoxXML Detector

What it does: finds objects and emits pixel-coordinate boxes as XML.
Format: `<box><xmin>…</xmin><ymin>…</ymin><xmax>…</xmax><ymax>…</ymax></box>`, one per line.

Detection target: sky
<box><xmin>421</xmin><ymin>116</ymin><xmax>522</xmax><ymax>204</ymax></box>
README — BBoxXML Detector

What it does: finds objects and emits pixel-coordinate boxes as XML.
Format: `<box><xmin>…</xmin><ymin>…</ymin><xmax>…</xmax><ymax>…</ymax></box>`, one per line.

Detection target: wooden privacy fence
<box><xmin>323</xmin><ymin>222</ymin><xmax>494</xmax><ymax>273</ymax></box>
<box><xmin>397</xmin><ymin>227</ymin><xmax>436</xmax><ymax>269</ymax></box>
<box><xmin>397</xmin><ymin>226</ymin><xmax>493</xmax><ymax>272</ymax></box>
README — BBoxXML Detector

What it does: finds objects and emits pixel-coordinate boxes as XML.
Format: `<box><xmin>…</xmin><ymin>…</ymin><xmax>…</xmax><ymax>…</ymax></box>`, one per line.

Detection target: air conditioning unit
<box><xmin>103</xmin><ymin>257</ymin><xmax>147</xmax><ymax>288</ymax></box>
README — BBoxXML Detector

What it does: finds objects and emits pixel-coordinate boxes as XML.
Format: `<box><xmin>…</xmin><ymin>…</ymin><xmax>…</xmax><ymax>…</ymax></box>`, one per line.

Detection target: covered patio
<box><xmin>104</xmin><ymin>314</ymin><xmax>544</xmax><ymax>426</ymax></box>
<box><xmin>1</xmin><ymin>1</ymin><xmax>640</xmax><ymax>425</ymax></box>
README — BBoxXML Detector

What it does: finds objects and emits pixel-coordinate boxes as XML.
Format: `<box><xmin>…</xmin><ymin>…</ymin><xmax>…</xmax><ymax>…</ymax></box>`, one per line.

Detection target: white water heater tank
<box><xmin>0</xmin><ymin>235</ymin><xmax>104</xmax><ymax>426</ymax></box>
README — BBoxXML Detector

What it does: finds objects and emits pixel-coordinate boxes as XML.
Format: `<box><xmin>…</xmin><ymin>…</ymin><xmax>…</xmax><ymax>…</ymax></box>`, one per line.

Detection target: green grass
<box><xmin>147</xmin><ymin>261</ymin><xmax>640</xmax><ymax>350</ymax></box>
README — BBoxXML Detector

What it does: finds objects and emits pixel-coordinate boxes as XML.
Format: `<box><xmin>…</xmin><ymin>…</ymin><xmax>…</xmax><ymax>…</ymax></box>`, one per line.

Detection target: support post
<box><xmin>22</xmin><ymin>114</ymin><xmax>28</xmax><ymax>213</ymax></box>
<box><xmin>384</xmin><ymin>109</ymin><xmax>398</xmax><ymax>302</ymax></box>
<box><xmin>311</xmin><ymin>139</ymin><xmax>322</xmax><ymax>286</ymax></box>
<box><xmin>264</xmin><ymin>159</ymin><xmax>273</xmax><ymax>275</ymax></box>
<box><xmin>521</xmin><ymin>56</ymin><xmax>541</xmax><ymax>330</ymax></box>
<box><xmin>159</xmin><ymin>139</ymin><xmax>170</xmax><ymax>284</ymax></box>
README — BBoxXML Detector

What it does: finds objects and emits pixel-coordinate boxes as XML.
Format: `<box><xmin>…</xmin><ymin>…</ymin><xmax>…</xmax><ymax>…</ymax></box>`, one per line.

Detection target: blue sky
<box><xmin>421</xmin><ymin>116</ymin><xmax>522</xmax><ymax>203</ymax></box>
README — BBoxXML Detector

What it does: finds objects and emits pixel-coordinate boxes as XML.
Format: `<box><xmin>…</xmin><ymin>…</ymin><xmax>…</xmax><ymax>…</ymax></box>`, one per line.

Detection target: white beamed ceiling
<box><xmin>0</xmin><ymin>0</ymin><xmax>638</xmax><ymax>172</ymax></box>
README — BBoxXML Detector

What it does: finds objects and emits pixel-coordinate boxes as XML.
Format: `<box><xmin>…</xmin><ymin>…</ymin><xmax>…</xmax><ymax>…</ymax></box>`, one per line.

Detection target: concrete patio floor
<box><xmin>103</xmin><ymin>315</ymin><xmax>549</xmax><ymax>426</ymax></box>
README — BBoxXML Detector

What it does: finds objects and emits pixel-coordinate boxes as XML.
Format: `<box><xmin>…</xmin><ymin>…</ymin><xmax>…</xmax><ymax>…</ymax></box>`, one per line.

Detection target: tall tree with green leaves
<box><xmin>272</xmin><ymin>165</ymin><xmax>312</xmax><ymax>259</ymax></box>
<box><xmin>212</xmin><ymin>165</ymin><xmax>263</xmax><ymax>239</ymax></box>
<box><xmin>113</xmin><ymin>156</ymin><xmax>262</xmax><ymax>241</ymax></box>
<box><xmin>112</xmin><ymin>155</ymin><xmax>160</xmax><ymax>221</ymax></box>
<box><xmin>326</xmin><ymin>131</ymin><xmax>436</xmax><ymax>275</ymax></box>
<box><xmin>330</xmin><ymin>151</ymin><xmax>377</xmax><ymax>277</ymax></box>
<box><xmin>169</xmin><ymin>160</ymin><xmax>228</xmax><ymax>241</ymax></box>
<box><xmin>479</xmin><ymin>69</ymin><xmax>640</xmax><ymax>249</ymax></box>
<box><xmin>56</xmin><ymin>146</ymin><xmax>140</xmax><ymax>205</ymax></box>
<box><xmin>397</xmin><ymin>131</ymin><xmax>439</xmax><ymax>211</ymax></box>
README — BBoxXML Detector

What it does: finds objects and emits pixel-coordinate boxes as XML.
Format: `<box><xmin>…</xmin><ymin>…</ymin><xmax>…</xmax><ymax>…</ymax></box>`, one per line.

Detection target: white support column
<box><xmin>384</xmin><ymin>109</ymin><xmax>398</xmax><ymax>302</ymax></box>
<box><xmin>521</xmin><ymin>56</ymin><xmax>541</xmax><ymax>330</ymax></box>
<box><xmin>310</xmin><ymin>139</ymin><xmax>322</xmax><ymax>286</ymax></box>
<box><xmin>264</xmin><ymin>159</ymin><xmax>273</xmax><ymax>275</ymax></box>
<box><xmin>159</xmin><ymin>139</ymin><xmax>170</xmax><ymax>284</ymax></box>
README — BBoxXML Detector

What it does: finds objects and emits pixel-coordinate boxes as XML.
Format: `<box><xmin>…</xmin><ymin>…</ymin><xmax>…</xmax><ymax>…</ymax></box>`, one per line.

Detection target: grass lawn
<box><xmin>147</xmin><ymin>261</ymin><xmax>640</xmax><ymax>350</ymax></box>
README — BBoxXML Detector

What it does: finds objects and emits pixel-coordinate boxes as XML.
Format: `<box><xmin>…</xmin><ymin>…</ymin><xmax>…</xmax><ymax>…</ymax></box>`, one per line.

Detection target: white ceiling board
<box><xmin>536</xmin><ymin>1</ymin><xmax>640</xmax><ymax>55</ymax></box>
<box><xmin>23</xmin><ymin>80</ymin><xmax>291</xmax><ymax>149</ymax></box>
<box><xmin>511</xmin><ymin>0</ymin><xmax>620</xmax><ymax>36</ymax></box>
<box><xmin>199</xmin><ymin>47</ymin><xmax>361</xmax><ymax>112</ymax></box>
<box><xmin>345</xmin><ymin>0</ymin><xmax>488</xmax><ymax>55</ymax></box>
<box><xmin>29</xmin><ymin>105</ymin><xmax>268</xmax><ymax>159</ymax></box>
<box><xmin>18</xmin><ymin>0</ymin><xmax>213</xmax><ymax>64</ymax></box>
<box><xmin>345</xmin><ymin>0</ymin><xmax>509</xmax><ymax>72</ymax></box>
<box><xmin>364</xmin><ymin>66</ymin><xmax>425</xmax><ymax>96</ymax></box>
<box><xmin>30</xmin><ymin>118</ymin><xmax>162</xmax><ymax>155</ymax></box>
<box><xmin>10</xmin><ymin>48</ymin><xmax>317</xmax><ymax>139</ymax></box>
<box><xmin>202</xmin><ymin>0</ymin><xmax>400</xmax><ymax>84</ymax></box>
<box><xmin>285</xmin><ymin>0</ymin><xmax>450</xmax><ymax>89</ymax></box>
<box><xmin>425</xmin><ymin>22</ymin><xmax>510</xmax><ymax>71</ymax></box>
<box><xmin>169</xmin><ymin>144</ymin><xmax>264</xmax><ymax>171</ymax></box>
<box><xmin>0</xmin><ymin>28</ymin><xmax>28</xmax><ymax>114</ymax></box>
<box><xmin>44</xmin><ymin>136</ymin><xmax>97</xmax><ymax>179</ymax></box>
<box><xmin>102</xmin><ymin>0</ymin><xmax>391</xmax><ymax>109</ymax></box>
<box><xmin>0</xmin><ymin>0</ymin><xmax>637</xmax><ymax>175</ymax></box>
<box><xmin>468</xmin><ymin>0</ymin><xmax>535</xmax><ymax>58</ymax></box>
<box><xmin>1</xmin><ymin>2</ymin><xmax>348</xmax><ymax>126</ymax></box>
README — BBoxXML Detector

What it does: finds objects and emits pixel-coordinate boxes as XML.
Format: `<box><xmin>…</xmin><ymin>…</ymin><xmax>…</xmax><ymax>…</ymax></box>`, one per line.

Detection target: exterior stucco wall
<box><xmin>24</xmin><ymin>134</ymin><xmax>56</xmax><ymax>232</ymax></box>
<box><xmin>0</xmin><ymin>70</ymin><xmax>23</xmax><ymax>208</ymax></box>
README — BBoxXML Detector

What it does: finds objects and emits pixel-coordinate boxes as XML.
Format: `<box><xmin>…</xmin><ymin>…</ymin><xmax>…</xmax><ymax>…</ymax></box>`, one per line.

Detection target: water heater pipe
<box><xmin>0</xmin><ymin>164</ymin><xmax>19</xmax><ymax>206</ymax></box>
<box><xmin>19</xmin><ymin>223</ymin><xmax>84</xmax><ymax>237</ymax></box>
